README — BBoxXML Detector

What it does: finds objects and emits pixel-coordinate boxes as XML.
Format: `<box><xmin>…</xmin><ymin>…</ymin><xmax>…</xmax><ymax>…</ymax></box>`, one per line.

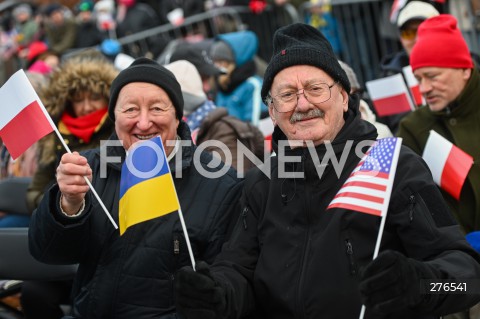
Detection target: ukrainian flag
<box><xmin>119</xmin><ymin>136</ymin><xmax>179</xmax><ymax>235</ymax></box>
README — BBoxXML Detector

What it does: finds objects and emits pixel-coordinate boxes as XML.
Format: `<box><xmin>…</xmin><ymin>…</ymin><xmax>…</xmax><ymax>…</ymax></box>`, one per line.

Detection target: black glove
<box><xmin>359</xmin><ymin>250</ymin><xmax>429</xmax><ymax>315</ymax></box>
<box><xmin>175</xmin><ymin>261</ymin><xmax>228</xmax><ymax>319</ymax></box>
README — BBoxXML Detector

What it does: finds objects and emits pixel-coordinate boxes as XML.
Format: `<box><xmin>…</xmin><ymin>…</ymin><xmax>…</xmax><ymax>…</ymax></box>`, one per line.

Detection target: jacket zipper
<box><xmin>345</xmin><ymin>239</ymin><xmax>357</xmax><ymax>276</ymax></box>
<box><xmin>409</xmin><ymin>195</ymin><xmax>416</xmax><ymax>222</ymax></box>
<box><xmin>242</xmin><ymin>207</ymin><xmax>248</xmax><ymax>230</ymax></box>
<box><xmin>173</xmin><ymin>234</ymin><xmax>180</xmax><ymax>255</ymax></box>
<box><xmin>171</xmin><ymin>234</ymin><xmax>180</xmax><ymax>304</ymax></box>
<box><xmin>173</xmin><ymin>233</ymin><xmax>180</xmax><ymax>271</ymax></box>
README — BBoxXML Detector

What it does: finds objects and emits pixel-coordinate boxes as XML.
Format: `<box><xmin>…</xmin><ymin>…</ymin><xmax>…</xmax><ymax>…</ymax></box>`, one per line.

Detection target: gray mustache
<box><xmin>290</xmin><ymin>108</ymin><xmax>325</xmax><ymax>124</ymax></box>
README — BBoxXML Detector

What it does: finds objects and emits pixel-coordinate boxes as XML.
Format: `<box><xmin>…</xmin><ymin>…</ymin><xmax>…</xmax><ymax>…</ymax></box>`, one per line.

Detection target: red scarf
<box><xmin>61</xmin><ymin>108</ymin><xmax>108</xmax><ymax>143</ymax></box>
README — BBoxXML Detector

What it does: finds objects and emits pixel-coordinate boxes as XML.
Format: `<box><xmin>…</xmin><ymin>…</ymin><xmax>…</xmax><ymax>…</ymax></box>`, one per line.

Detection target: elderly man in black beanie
<box><xmin>28</xmin><ymin>58</ymin><xmax>243</xmax><ymax>318</ymax></box>
<box><xmin>173</xmin><ymin>24</ymin><xmax>480</xmax><ymax>319</ymax></box>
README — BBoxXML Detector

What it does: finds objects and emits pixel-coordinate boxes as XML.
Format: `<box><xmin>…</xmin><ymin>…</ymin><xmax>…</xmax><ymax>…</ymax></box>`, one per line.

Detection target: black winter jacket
<box><xmin>29</xmin><ymin>122</ymin><xmax>242</xmax><ymax>318</ymax></box>
<box><xmin>211</xmin><ymin>98</ymin><xmax>480</xmax><ymax>319</ymax></box>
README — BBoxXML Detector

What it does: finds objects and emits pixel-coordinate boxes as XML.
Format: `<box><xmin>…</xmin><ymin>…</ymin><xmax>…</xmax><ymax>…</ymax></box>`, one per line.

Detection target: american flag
<box><xmin>327</xmin><ymin>137</ymin><xmax>402</xmax><ymax>217</ymax></box>
<box><xmin>185</xmin><ymin>100</ymin><xmax>216</xmax><ymax>143</ymax></box>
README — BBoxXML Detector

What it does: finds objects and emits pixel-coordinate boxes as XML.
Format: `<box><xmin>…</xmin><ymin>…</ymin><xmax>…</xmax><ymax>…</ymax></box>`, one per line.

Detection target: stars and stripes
<box><xmin>327</xmin><ymin>137</ymin><xmax>402</xmax><ymax>217</ymax></box>
<box><xmin>185</xmin><ymin>100</ymin><xmax>216</xmax><ymax>143</ymax></box>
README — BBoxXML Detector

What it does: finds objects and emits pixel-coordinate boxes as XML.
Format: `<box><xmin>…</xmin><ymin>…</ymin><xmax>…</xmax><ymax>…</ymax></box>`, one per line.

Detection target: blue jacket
<box><xmin>215</xmin><ymin>31</ymin><xmax>267</xmax><ymax>124</ymax></box>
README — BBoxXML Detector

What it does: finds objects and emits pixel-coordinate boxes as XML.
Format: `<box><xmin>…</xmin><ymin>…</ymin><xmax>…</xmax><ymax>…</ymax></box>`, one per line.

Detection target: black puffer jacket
<box><xmin>29</xmin><ymin>122</ymin><xmax>242</xmax><ymax>318</ymax></box>
<box><xmin>211</xmin><ymin>97</ymin><xmax>480</xmax><ymax>319</ymax></box>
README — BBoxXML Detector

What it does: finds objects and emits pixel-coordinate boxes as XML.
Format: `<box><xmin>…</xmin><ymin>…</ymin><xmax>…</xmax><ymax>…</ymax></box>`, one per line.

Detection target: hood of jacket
<box><xmin>217</xmin><ymin>30</ymin><xmax>258</xmax><ymax>67</ymax></box>
<box><xmin>36</xmin><ymin>53</ymin><xmax>119</xmax><ymax>165</ymax></box>
<box><xmin>40</xmin><ymin>53</ymin><xmax>118</xmax><ymax>120</ymax></box>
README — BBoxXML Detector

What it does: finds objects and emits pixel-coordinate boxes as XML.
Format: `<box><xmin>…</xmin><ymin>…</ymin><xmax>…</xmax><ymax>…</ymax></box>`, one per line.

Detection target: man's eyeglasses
<box><xmin>268</xmin><ymin>81</ymin><xmax>338</xmax><ymax>113</ymax></box>
<box><xmin>399</xmin><ymin>28</ymin><xmax>417</xmax><ymax>40</ymax></box>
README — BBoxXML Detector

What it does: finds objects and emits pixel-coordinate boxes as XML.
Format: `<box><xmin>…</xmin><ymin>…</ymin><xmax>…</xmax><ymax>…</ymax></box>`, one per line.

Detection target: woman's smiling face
<box><xmin>114</xmin><ymin>82</ymin><xmax>179</xmax><ymax>154</ymax></box>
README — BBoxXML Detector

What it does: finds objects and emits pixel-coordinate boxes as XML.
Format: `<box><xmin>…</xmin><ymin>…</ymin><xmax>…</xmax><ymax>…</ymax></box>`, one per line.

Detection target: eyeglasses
<box><xmin>269</xmin><ymin>81</ymin><xmax>338</xmax><ymax>113</ymax></box>
<box><xmin>399</xmin><ymin>28</ymin><xmax>417</xmax><ymax>40</ymax></box>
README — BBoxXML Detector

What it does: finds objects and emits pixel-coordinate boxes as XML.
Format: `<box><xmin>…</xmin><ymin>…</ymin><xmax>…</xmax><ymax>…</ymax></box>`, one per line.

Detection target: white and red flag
<box><xmin>422</xmin><ymin>130</ymin><xmax>473</xmax><ymax>200</ymax></box>
<box><xmin>258</xmin><ymin>117</ymin><xmax>274</xmax><ymax>153</ymax></box>
<box><xmin>366</xmin><ymin>74</ymin><xmax>415</xmax><ymax>117</ymax></box>
<box><xmin>402</xmin><ymin>65</ymin><xmax>424</xmax><ymax>106</ymax></box>
<box><xmin>389</xmin><ymin>0</ymin><xmax>407</xmax><ymax>23</ymax></box>
<box><xmin>327</xmin><ymin>137</ymin><xmax>403</xmax><ymax>217</ymax></box>
<box><xmin>0</xmin><ymin>70</ymin><xmax>54</xmax><ymax>160</ymax></box>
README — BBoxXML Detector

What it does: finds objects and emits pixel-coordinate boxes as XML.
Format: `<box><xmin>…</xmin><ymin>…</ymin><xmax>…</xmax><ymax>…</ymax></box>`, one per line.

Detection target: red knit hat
<box><xmin>410</xmin><ymin>14</ymin><xmax>473</xmax><ymax>71</ymax></box>
<box><xmin>27</xmin><ymin>41</ymin><xmax>48</xmax><ymax>62</ymax></box>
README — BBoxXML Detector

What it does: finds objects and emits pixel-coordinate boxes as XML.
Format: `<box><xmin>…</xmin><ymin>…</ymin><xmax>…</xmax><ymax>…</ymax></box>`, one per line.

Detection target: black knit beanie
<box><xmin>261</xmin><ymin>23</ymin><xmax>350</xmax><ymax>102</ymax></box>
<box><xmin>108</xmin><ymin>57</ymin><xmax>184</xmax><ymax>120</ymax></box>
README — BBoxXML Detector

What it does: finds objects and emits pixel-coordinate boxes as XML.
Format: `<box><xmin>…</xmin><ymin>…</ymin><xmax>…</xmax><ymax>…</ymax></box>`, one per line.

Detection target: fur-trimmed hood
<box><xmin>40</xmin><ymin>52</ymin><xmax>118</xmax><ymax>120</ymax></box>
<box><xmin>37</xmin><ymin>52</ymin><xmax>118</xmax><ymax>165</ymax></box>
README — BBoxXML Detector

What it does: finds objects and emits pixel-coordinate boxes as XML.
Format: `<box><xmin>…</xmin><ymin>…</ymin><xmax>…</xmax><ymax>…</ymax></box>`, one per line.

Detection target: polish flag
<box><xmin>402</xmin><ymin>65</ymin><xmax>423</xmax><ymax>106</ymax></box>
<box><xmin>389</xmin><ymin>0</ymin><xmax>407</xmax><ymax>23</ymax></box>
<box><xmin>0</xmin><ymin>70</ymin><xmax>54</xmax><ymax>160</ymax></box>
<box><xmin>366</xmin><ymin>74</ymin><xmax>414</xmax><ymax>117</ymax></box>
<box><xmin>422</xmin><ymin>130</ymin><xmax>473</xmax><ymax>200</ymax></box>
<box><xmin>258</xmin><ymin>117</ymin><xmax>274</xmax><ymax>152</ymax></box>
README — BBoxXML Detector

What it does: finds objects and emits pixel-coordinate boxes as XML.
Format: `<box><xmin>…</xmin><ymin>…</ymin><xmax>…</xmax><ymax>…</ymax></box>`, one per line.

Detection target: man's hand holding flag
<box><xmin>0</xmin><ymin>70</ymin><xmax>118</xmax><ymax>229</ymax></box>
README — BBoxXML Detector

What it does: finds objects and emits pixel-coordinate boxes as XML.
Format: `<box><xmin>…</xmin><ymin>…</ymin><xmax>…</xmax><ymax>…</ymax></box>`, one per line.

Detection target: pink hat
<box><xmin>410</xmin><ymin>14</ymin><xmax>473</xmax><ymax>71</ymax></box>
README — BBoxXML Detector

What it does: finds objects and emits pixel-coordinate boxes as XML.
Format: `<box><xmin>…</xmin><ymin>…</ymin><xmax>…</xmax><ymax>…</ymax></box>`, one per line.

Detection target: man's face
<box><xmin>49</xmin><ymin>10</ymin><xmax>64</xmax><ymax>26</ymax></box>
<box><xmin>268</xmin><ymin>65</ymin><xmax>348</xmax><ymax>147</ymax></box>
<box><xmin>414</xmin><ymin>67</ymin><xmax>471</xmax><ymax>112</ymax></box>
<box><xmin>399</xmin><ymin>20</ymin><xmax>423</xmax><ymax>56</ymax></box>
<box><xmin>114</xmin><ymin>82</ymin><xmax>179</xmax><ymax>154</ymax></box>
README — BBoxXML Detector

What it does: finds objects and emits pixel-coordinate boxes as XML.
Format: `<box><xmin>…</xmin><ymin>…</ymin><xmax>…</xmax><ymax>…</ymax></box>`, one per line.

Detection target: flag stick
<box><xmin>37</xmin><ymin>95</ymin><xmax>118</xmax><ymax>229</ymax></box>
<box><xmin>177</xmin><ymin>207</ymin><xmax>196</xmax><ymax>271</ymax></box>
<box><xmin>164</xmin><ymin>139</ymin><xmax>196</xmax><ymax>271</ymax></box>
<box><xmin>359</xmin><ymin>138</ymin><xmax>402</xmax><ymax>319</ymax></box>
<box><xmin>358</xmin><ymin>214</ymin><xmax>387</xmax><ymax>319</ymax></box>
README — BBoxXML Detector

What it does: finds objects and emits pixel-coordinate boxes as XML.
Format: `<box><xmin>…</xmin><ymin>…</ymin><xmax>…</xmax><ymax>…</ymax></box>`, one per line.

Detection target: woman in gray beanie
<box><xmin>174</xmin><ymin>23</ymin><xmax>480</xmax><ymax>319</ymax></box>
<box><xmin>28</xmin><ymin>57</ymin><xmax>242</xmax><ymax>318</ymax></box>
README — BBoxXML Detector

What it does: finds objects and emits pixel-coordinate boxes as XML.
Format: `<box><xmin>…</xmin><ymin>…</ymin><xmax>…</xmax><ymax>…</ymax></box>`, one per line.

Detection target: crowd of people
<box><xmin>0</xmin><ymin>0</ymin><xmax>479</xmax><ymax>318</ymax></box>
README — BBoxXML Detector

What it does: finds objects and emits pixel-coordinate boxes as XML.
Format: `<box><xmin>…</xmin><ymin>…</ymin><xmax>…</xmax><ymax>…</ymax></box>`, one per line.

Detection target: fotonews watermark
<box><xmin>99</xmin><ymin>139</ymin><xmax>379</xmax><ymax>180</ymax></box>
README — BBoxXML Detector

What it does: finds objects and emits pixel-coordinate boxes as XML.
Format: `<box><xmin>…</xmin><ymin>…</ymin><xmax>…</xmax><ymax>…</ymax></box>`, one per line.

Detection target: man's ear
<box><xmin>462</xmin><ymin>68</ymin><xmax>472</xmax><ymax>80</ymax></box>
<box><xmin>341</xmin><ymin>89</ymin><xmax>349</xmax><ymax>112</ymax></box>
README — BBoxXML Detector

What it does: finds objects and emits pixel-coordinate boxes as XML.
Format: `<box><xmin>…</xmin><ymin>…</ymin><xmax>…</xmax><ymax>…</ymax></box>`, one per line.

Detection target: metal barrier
<box><xmin>298</xmin><ymin>0</ymin><xmax>480</xmax><ymax>86</ymax></box>
<box><xmin>112</xmin><ymin>4</ymin><xmax>299</xmax><ymax>62</ymax></box>
<box><xmin>4</xmin><ymin>1</ymin><xmax>479</xmax><ymax>86</ymax></box>
<box><xmin>299</xmin><ymin>0</ymin><xmax>402</xmax><ymax>85</ymax></box>
<box><xmin>113</xmin><ymin>6</ymin><xmax>248</xmax><ymax>59</ymax></box>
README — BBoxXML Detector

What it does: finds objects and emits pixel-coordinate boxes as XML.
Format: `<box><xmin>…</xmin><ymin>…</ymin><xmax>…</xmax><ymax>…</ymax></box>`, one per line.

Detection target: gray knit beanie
<box><xmin>261</xmin><ymin>23</ymin><xmax>350</xmax><ymax>102</ymax></box>
<box><xmin>108</xmin><ymin>57</ymin><xmax>184</xmax><ymax>120</ymax></box>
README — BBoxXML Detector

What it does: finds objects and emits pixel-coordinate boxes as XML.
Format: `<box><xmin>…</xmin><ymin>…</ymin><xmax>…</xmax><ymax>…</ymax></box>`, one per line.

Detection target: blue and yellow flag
<box><xmin>119</xmin><ymin>136</ymin><xmax>179</xmax><ymax>235</ymax></box>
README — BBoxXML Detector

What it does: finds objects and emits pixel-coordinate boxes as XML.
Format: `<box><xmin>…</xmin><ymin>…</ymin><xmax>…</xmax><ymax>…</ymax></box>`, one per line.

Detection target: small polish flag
<box><xmin>389</xmin><ymin>0</ymin><xmax>407</xmax><ymax>23</ymax></box>
<box><xmin>422</xmin><ymin>130</ymin><xmax>473</xmax><ymax>200</ymax></box>
<box><xmin>402</xmin><ymin>65</ymin><xmax>423</xmax><ymax>106</ymax></box>
<box><xmin>0</xmin><ymin>70</ymin><xmax>54</xmax><ymax>160</ymax></box>
<box><xmin>258</xmin><ymin>117</ymin><xmax>274</xmax><ymax>152</ymax></box>
<box><xmin>366</xmin><ymin>74</ymin><xmax>415</xmax><ymax>117</ymax></box>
